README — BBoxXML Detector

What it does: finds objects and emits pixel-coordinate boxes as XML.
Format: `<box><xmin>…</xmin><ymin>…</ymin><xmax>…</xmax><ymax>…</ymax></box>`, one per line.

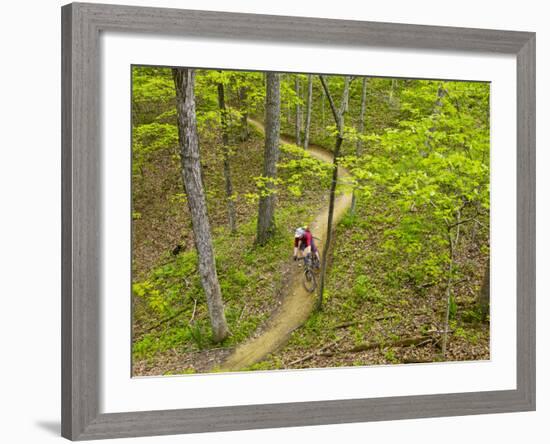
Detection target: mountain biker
<box><xmin>293</xmin><ymin>225</ymin><xmax>320</xmax><ymax>266</ymax></box>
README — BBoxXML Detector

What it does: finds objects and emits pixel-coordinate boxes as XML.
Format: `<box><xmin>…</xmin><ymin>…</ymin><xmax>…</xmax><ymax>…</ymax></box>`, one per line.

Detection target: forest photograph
<box><xmin>131</xmin><ymin>66</ymin><xmax>490</xmax><ymax>377</ymax></box>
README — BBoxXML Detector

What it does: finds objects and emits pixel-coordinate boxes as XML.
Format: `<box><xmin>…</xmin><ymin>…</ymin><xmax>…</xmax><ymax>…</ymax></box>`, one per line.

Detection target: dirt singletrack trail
<box><xmin>218</xmin><ymin>118</ymin><xmax>352</xmax><ymax>372</ymax></box>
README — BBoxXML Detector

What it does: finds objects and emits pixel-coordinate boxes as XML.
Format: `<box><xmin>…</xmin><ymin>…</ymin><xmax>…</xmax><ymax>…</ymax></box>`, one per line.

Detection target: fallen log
<box><xmin>288</xmin><ymin>338</ymin><xmax>342</xmax><ymax>366</ymax></box>
<box><xmin>334</xmin><ymin>310</ymin><xmax>434</xmax><ymax>330</ymax></box>
<box><xmin>288</xmin><ymin>335</ymin><xmax>434</xmax><ymax>366</ymax></box>
<box><xmin>143</xmin><ymin>307</ymin><xmax>188</xmax><ymax>334</ymax></box>
<box><xmin>334</xmin><ymin>314</ymin><xmax>397</xmax><ymax>329</ymax></box>
<box><xmin>348</xmin><ymin>335</ymin><xmax>432</xmax><ymax>353</ymax></box>
<box><xmin>334</xmin><ymin>321</ymin><xmax>362</xmax><ymax>329</ymax></box>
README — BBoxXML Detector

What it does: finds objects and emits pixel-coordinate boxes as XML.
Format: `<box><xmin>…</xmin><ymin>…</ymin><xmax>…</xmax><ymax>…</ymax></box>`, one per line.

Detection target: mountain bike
<box><xmin>298</xmin><ymin>254</ymin><xmax>320</xmax><ymax>293</ymax></box>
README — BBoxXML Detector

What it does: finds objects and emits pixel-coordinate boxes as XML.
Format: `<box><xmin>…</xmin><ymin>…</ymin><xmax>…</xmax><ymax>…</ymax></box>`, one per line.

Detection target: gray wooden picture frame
<box><xmin>61</xmin><ymin>2</ymin><xmax>536</xmax><ymax>440</ymax></box>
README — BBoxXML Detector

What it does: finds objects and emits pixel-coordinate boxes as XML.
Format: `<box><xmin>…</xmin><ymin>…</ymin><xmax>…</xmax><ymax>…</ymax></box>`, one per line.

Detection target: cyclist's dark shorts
<box><xmin>299</xmin><ymin>239</ymin><xmax>318</xmax><ymax>253</ymax></box>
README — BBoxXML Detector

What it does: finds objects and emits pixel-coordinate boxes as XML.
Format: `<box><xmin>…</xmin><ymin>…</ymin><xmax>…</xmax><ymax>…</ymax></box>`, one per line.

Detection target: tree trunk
<box><xmin>295</xmin><ymin>76</ymin><xmax>301</xmax><ymax>146</ymax></box>
<box><xmin>441</xmin><ymin>228</ymin><xmax>455</xmax><ymax>359</ymax></box>
<box><xmin>303</xmin><ymin>75</ymin><xmax>313</xmax><ymax>150</ymax></box>
<box><xmin>388</xmin><ymin>78</ymin><xmax>397</xmax><ymax>105</ymax></box>
<box><xmin>217</xmin><ymin>81</ymin><xmax>237</xmax><ymax>233</ymax></box>
<box><xmin>172</xmin><ymin>68</ymin><xmax>229</xmax><ymax>343</ymax></box>
<box><xmin>238</xmin><ymin>86</ymin><xmax>249</xmax><ymax>141</ymax></box>
<box><xmin>351</xmin><ymin>77</ymin><xmax>368</xmax><ymax>215</ymax></box>
<box><xmin>479</xmin><ymin>260</ymin><xmax>490</xmax><ymax>320</ymax></box>
<box><xmin>321</xmin><ymin>88</ymin><xmax>326</xmax><ymax>135</ymax></box>
<box><xmin>316</xmin><ymin>75</ymin><xmax>351</xmax><ymax>311</ymax></box>
<box><xmin>256</xmin><ymin>72</ymin><xmax>281</xmax><ymax>245</ymax></box>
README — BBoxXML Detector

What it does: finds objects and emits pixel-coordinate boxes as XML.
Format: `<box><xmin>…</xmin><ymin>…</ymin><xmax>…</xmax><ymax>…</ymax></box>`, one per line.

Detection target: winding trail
<box><xmin>218</xmin><ymin>119</ymin><xmax>352</xmax><ymax>372</ymax></box>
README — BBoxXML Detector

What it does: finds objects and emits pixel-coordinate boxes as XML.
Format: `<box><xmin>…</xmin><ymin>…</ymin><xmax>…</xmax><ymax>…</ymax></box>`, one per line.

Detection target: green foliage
<box><xmin>277</xmin><ymin>143</ymin><xmax>332</xmax><ymax>195</ymax></box>
<box><xmin>188</xmin><ymin>322</ymin><xmax>208</xmax><ymax>350</ymax></box>
<box><xmin>352</xmin><ymin>274</ymin><xmax>384</xmax><ymax>303</ymax></box>
<box><xmin>454</xmin><ymin>326</ymin><xmax>480</xmax><ymax>345</ymax></box>
<box><xmin>194</xmin><ymin>69</ymin><xmax>265</xmax><ymax>134</ymax></box>
<box><xmin>462</xmin><ymin>307</ymin><xmax>484</xmax><ymax>324</ymax></box>
<box><xmin>384</xmin><ymin>348</ymin><xmax>399</xmax><ymax>363</ymax></box>
<box><xmin>339</xmin><ymin>212</ymin><xmax>357</xmax><ymax>229</ymax></box>
<box><xmin>132</xmin><ymin>67</ymin><xmax>175</xmax><ymax>124</ymax></box>
<box><xmin>346</xmin><ymin>80</ymin><xmax>490</xmax><ymax>291</ymax></box>
<box><xmin>449</xmin><ymin>295</ymin><xmax>458</xmax><ymax>320</ymax></box>
<box><xmin>132</xmin><ymin>122</ymin><xmax>179</xmax><ymax>177</ymax></box>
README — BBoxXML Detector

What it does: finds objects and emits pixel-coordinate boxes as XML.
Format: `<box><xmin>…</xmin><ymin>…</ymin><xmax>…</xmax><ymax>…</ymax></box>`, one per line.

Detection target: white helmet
<box><xmin>294</xmin><ymin>227</ymin><xmax>305</xmax><ymax>238</ymax></box>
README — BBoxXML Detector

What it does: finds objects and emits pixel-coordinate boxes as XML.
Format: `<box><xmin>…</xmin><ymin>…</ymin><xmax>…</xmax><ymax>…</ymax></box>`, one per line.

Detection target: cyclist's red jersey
<box><xmin>294</xmin><ymin>230</ymin><xmax>316</xmax><ymax>251</ymax></box>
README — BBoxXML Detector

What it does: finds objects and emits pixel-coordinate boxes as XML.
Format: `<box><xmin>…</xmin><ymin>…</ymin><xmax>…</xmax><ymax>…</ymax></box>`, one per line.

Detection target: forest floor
<box><xmin>216</xmin><ymin>119</ymin><xmax>352</xmax><ymax>371</ymax></box>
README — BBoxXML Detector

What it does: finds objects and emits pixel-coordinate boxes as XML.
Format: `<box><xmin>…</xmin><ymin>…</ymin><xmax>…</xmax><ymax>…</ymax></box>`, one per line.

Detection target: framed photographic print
<box><xmin>61</xmin><ymin>2</ymin><xmax>535</xmax><ymax>440</ymax></box>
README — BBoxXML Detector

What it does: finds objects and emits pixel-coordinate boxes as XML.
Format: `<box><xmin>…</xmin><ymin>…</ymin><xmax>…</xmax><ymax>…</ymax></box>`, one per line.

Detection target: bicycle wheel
<box><xmin>303</xmin><ymin>269</ymin><xmax>317</xmax><ymax>292</ymax></box>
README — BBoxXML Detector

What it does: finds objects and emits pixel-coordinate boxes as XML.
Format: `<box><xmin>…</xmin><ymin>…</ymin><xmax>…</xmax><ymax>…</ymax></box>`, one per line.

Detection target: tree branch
<box><xmin>447</xmin><ymin>212</ymin><xmax>486</xmax><ymax>230</ymax></box>
<box><xmin>318</xmin><ymin>75</ymin><xmax>340</xmax><ymax>127</ymax></box>
<box><xmin>288</xmin><ymin>338</ymin><xmax>342</xmax><ymax>366</ymax></box>
<box><xmin>345</xmin><ymin>335</ymin><xmax>433</xmax><ymax>353</ymax></box>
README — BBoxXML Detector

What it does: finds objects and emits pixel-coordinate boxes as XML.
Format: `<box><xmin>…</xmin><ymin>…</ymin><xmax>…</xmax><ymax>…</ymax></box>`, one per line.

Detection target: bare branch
<box><xmin>189</xmin><ymin>298</ymin><xmax>198</xmax><ymax>323</ymax></box>
<box><xmin>447</xmin><ymin>212</ymin><xmax>487</xmax><ymax>230</ymax></box>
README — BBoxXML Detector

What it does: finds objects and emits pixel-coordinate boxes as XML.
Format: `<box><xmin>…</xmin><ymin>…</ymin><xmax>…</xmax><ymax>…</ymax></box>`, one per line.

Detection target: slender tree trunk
<box><xmin>321</xmin><ymin>88</ymin><xmax>326</xmax><ymax>135</ymax></box>
<box><xmin>286</xmin><ymin>80</ymin><xmax>292</xmax><ymax>126</ymax></box>
<box><xmin>351</xmin><ymin>77</ymin><xmax>368</xmax><ymax>215</ymax></box>
<box><xmin>303</xmin><ymin>75</ymin><xmax>313</xmax><ymax>150</ymax></box>
<box><xmin>479</xmin><ymin>260</ymin><xmax>490</xmax><ymax>320</ymax></box>
<box><xmin>316</xmin><ymin>75</ymin><xmax>351</xmax><ymax>311</ymax></box>
<box><xmin>256</xmin><ymin>72</ymin><xmax>281</xmax><ymax>245</ymax></box>
<box><xmin>172</xmin><ymin>68</ymin><xmax>229</xmax><ymax>343</ymax></box>
<box><xmin>388</xmin><ymin>78</ymin><xmax>397</xmax><ymax>105</ymax></box>
<box><xmin>455</xmin><ymin>208</ymin><xmax>461</xmax><ymax>245</ymax></box>
<box><xmin>239</xmin><ymin>86</ymin><xmax>249</xmax><ymax>141</ymax></box>
<box><xmin>424</xmin><ymin>84</ymin><xmax>446</xmax><ymax>154</ymax></box>
<box><xmin>287</xmin><ymin>101</ymin><xmax>291</xmax><ymax>125</ymax></box>
<box><xmin>217</xmin><ymin>81</ymin><xmax>237</xmax><ymax>233</ymax></box>
<box><xmin>295</xmin><ymin>76</ymin><xmax>301</xmax><ymax>146</ymax></box>
<box><xmin>441</xmin><ymin>229</ymin><xmax>454</xmax><ymax>358</ymax></box>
